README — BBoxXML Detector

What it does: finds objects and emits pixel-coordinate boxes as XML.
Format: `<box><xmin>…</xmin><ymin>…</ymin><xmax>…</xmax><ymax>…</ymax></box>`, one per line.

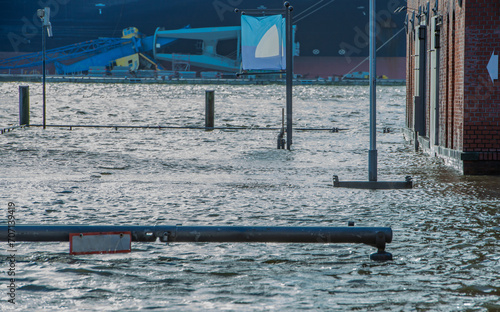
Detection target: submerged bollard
<box><xmin>277</xmin><ymin>108</ymin><xmax>285</xmax><ymax>149</ymax></box>
<box><xmin>414</xmin><ymin>131</ymin><xmax>420</xmax><ymax>152</ymax></box>
<box><xmin>19</xmin><ymin>85</ymin><xmax>30</xmax><ymax>126</ymax></box>
<box><xmin>205</xmin><ymin>90</ymin><xmax>214</xmax><ymax>130</ymax></box>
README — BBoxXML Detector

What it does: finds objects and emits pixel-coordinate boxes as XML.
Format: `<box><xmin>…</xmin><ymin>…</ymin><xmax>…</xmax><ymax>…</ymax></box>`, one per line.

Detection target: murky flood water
<box><xmin>1</xmin><ymin>82</ymin><xmax>499</xmax><ymax>311</ymax></box>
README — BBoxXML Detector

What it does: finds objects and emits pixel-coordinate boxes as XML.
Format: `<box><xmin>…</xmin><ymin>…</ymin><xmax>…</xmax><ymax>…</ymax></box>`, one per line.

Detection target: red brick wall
<box><xmin>406</xmin><ymin>0</ymin><xmax>467</xmax><ymax>144</ymax></box>
<box><xmin>433</xmin><ymin>0</ymin><xmax>466</xmax><ymax>151</ymax></box>
<box><xmin>407</xmin><ymin>0</ymin><xmax>500</xmax><ymax>173</ymax></box>
<box><xmin>463</xmin><ymin>0</ymin><xmax>500</xmax><ymax>153</ymax></box>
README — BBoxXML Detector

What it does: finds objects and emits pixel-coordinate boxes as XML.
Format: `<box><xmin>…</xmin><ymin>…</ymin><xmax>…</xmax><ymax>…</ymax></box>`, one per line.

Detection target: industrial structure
<box><xmin>0</xmin><ymin>0</ymin><xmax>407</xmax><ymax>80</ymax></box>
<box><xmin>154</xmin><ymin>26</ymin><xmax>242</xmax><ymax>73</ymax></box>
<box><xmin>405</xmin><ymin>0</ymin><xmax>500</xmax><ymax>175</ymax></box>
<box><xmin>0</xmin><ymin>27</ymin><xmax>181</xmax><ymax>77</ymax></box>
<box><xmin>0</xmin><ymin>22</ymin><xmax>300</xmax><ymax>81</ymax></box>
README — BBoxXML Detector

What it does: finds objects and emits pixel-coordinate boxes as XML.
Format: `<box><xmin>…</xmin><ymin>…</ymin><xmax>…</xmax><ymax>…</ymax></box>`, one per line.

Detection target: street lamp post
<box><xmin>368</xmin><ymin>0</ymin><xmax>377</xmax><ymax>181</ymax></box>
<box><xmin>37</xmin><ymin>7</ymin><xmax>53</xmax><ymax>130</ymax></box>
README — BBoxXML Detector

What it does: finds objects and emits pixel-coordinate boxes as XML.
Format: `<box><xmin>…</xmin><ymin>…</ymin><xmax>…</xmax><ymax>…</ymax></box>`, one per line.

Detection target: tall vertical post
<box><xmin>368</xmin><ymin>0</ymin><xmax>377</xmax><ymax>181</ymax></box>
<box><xmin>39</xmin><ymin>7</ymin><xmax>52</xmax><ymax>130</ymax></box>
<box><xmin>285</xmin><ymin>2</ymin><xmax>293</xmax><ymax>150</ymax></box>
<box><xmin>333</xmin><ymin>1</ymin><xmax>411</xmax><ymax>189</ymax></box>
<box><xmin>42</xmin><ymin>22</ymin><xmax>46</xmax><ymax>130</ymax></box>
<box><xmin>19</xmin><ymin>86</ymin><xmax>30</xmax><ymax>126</ymax></box>
<box><xmin>205</xmin><ymin>90</ymin><xmax>215</xmax><ymax>130</ymax></box>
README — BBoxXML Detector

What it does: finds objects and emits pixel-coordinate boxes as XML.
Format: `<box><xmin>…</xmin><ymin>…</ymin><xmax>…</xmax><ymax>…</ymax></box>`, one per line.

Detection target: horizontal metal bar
<box><xmin>235</xmin><ymin>9</ymin><xmax>287</xmax><ymax>14</ymax></box>
<box><xmin>237</xmin><ymin>71</ymin><xmax>285</xmax><ymax>76</ymax></box>
<box><xmin>0</xmin><ymin>225</ymin><xmax>392</xmax><ymax>248</ymax></box>
<box><xmin>28</xmin><ymin>124</ymin><xmax>346</xmax><ymax>132</ymax></box>
<box><xmin>30</xmin><ymin>124</ymin><xmax>209</xmax><ymax>130</ymax></box>
<box><xmin>295</xmin><ymin>127</ymin><xmax>347</xmax><ymax>132</ymax></box>
<box><xmin>0</xmin><ymin>125</ymin><xmax>27</xmax><ymax>134</ymax></box>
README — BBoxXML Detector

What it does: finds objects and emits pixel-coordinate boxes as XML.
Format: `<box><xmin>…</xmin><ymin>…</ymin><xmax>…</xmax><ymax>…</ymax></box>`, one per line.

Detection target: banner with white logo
<box><xmin>241</xmin><ymin>14</ymin><xmax>286</xmax><ymax>70</ymax></box>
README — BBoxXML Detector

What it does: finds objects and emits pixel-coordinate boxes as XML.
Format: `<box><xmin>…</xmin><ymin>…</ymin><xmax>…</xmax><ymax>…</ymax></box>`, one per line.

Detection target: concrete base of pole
<box><xmin>333</xmin><ymin>175</ymin><xmax>413</xmax><ymax>190</ymax></box>
<box><xmin>370</xmin><ymin>251</ymin><xmax>393</xmax><ymax>261</ymax></box>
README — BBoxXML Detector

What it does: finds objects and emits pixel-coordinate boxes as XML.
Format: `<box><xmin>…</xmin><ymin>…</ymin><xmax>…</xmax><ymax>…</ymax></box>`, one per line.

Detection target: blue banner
<box><xmin>241</xmin><ymin>14</ymin><xmax>286</xmax><ymax>70</ymax></box>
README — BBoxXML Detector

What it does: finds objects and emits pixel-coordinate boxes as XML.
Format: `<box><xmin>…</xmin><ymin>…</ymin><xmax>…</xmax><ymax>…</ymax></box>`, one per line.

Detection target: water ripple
<box><xmin>0</xmin><ymin>83</ymin><xmax>499</xmax><ymax>311</ymax></box>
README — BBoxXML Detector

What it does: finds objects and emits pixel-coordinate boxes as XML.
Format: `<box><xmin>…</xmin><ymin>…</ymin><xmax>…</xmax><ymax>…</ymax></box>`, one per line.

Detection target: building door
<box><xmin>429</xmin><ymin>15</ymin><xmax>441</xmax><ymax>147</ymax></box>
<box><xmin>414</xmin><ymin>23</ymin><xmax>427</xmax><ymax>137</ymax></box>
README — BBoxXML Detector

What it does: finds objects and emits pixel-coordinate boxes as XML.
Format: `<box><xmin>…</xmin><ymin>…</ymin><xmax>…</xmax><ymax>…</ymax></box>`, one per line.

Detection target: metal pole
<box><xmin>42</xmin><ymin>24</ymin><xmax>46</xmax><ymax>130</ymax></box>
<box><xmin>285</xmin><ymin>2</ymin><xmax>293</xmax><ymax>150</ymax></box>
<box><xmin>19</xmin><ymin>86</ymin><xmax>30</xmax><ymax>126</ymax></box>
<box><xmin>205</xmin><ymin>90</ymin><xmax>215</xmax><ymax>130</ymax></box>
<box><xmin>368</xmin><ymin>0</ymin><xmax>377</xmax><ymax>181</ymax></box>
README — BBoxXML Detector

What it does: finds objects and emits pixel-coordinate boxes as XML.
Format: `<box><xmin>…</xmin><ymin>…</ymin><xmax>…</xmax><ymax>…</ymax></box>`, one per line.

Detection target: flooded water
<box><xmin>1</xmin><ymin>82</ymin><xmax>499</xmax><ymax>311</ymax></box>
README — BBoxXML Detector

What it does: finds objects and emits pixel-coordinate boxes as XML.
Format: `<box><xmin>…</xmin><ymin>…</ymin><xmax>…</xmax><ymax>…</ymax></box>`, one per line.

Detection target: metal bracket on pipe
<box><xmin>370</xmin><ymin>231</ymin><xmax>393</xmax><ymax>261</ymax></box>
<box><xmin>133</xmin><ymin>228</ymin><xmax>156</xmax><ymax>242</ymax></box>
<box><xmin>159</xmin><ymin>223</ymin><xmax>181</xmax><ymax>244</ymax></box>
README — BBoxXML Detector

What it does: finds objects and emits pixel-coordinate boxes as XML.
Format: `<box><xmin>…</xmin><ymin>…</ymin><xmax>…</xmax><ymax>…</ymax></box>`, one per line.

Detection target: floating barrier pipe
<box><xmin>0</xmin><ymin>225</ymin><xmax>393</xmax><ymax>260</ymax></box>
<box><xmin>0</xmin><ymin>225</ymin><xmax>390</xmax><ymax>244</ymax></box>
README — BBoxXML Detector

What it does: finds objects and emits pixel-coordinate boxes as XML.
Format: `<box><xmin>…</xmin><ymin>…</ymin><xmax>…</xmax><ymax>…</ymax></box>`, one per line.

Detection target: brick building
<box><xmin>405</xmin><ymin>0</ymin><xmax>500</xmax><ymax>174</ymax></box>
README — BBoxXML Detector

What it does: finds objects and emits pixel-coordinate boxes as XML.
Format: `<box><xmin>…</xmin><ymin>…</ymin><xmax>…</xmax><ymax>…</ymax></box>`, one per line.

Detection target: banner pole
<box><xmin>285</xmin><ymin>2</ymin><xmax>293</xmax><ymax>150</ymax></box>
<box><xmin>368</xmin><ymin>0</ymin><xmax>377</xmax><ymax>181</ymax></box>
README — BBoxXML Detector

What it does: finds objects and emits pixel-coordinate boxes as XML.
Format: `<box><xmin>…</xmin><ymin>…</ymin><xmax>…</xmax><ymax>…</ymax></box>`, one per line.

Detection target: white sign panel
<box><xmin>70</xmin><ymin>232</ymin><xmax>132</xmax><ymax>255</ymax></box>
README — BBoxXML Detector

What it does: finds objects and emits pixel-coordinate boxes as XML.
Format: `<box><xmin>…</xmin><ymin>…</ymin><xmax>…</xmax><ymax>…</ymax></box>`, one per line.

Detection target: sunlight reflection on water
<box><xmin>0</xmin><ymin>82</ymin><xmax>499</xmax><ymax>311</ymax></box>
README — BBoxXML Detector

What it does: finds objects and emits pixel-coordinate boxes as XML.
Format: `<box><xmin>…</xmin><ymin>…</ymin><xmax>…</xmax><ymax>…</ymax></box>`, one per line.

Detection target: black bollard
<box><xmin>19</xmin><ymin>86</ymin><xmax>30</xmax><ymax>126</ymax></box>
<box><xmin>205</xmin><ymin>90</ymin><xmax>214</xmax><ymax>130</ymax></box>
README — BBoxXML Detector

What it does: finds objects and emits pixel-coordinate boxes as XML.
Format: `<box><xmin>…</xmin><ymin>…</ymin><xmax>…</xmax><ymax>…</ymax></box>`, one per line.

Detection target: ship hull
<box><xmin>1</xmin><ymin>0</ymin><xmax>407</xmax><ymax>78</ymax></box>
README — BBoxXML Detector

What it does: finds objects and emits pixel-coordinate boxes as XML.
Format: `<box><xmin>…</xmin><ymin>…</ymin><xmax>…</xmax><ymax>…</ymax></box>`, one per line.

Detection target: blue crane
<box><xmin>0</xmin><ymin>28</ymin><xmax>183</xmax><ymax>75</ymax></box>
